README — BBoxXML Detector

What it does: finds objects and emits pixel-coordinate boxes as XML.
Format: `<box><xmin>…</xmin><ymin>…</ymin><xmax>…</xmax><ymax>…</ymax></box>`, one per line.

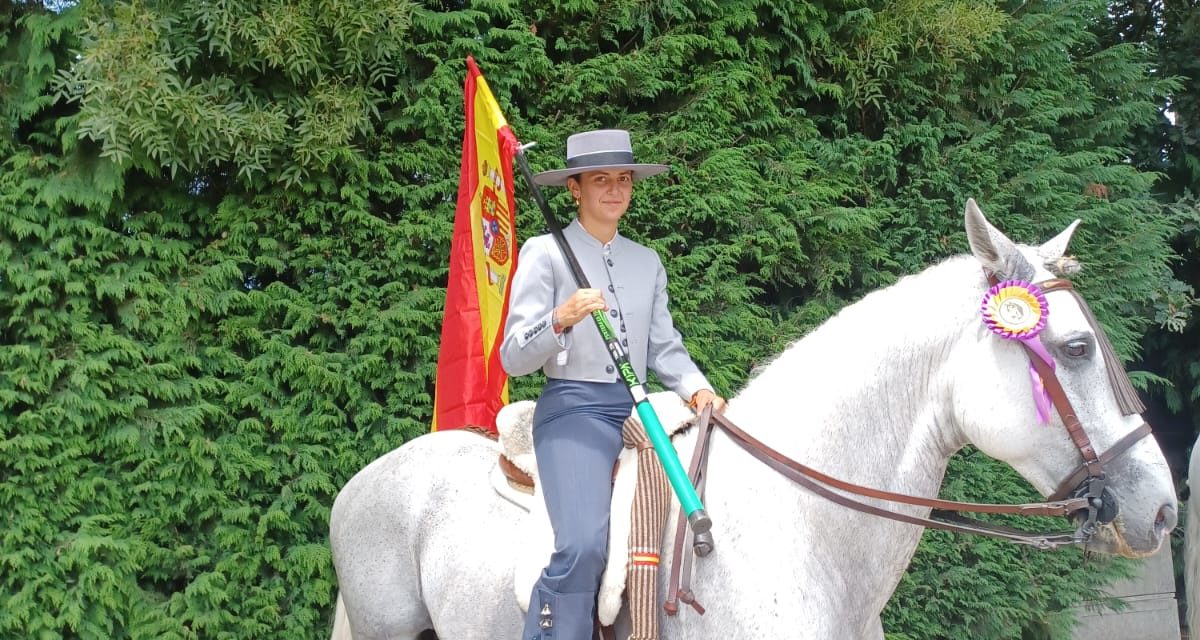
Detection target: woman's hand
<box><xmin>555</xmin><ymin>288</ymin><xmax>607</xmax><ymax>328</ymax></box>
<box><xmin>689</xmin><ymin>389</ymin><xmax>726</xmax><ymax>414</ymax></box>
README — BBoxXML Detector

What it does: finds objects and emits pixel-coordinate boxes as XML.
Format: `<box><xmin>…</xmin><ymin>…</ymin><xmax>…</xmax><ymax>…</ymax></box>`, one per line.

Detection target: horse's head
<box><xmin>950</xmin><ymin>199</ymin><xmax>1175</xmax><ymax>557</ymax></box>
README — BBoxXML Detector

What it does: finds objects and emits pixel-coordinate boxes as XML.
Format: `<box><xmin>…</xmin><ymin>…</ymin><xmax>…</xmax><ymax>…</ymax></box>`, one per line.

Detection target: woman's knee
<box><xmin>555</xmin><ymin>530</ymin><xmax>609</xmax><ymax>581</ymax></box>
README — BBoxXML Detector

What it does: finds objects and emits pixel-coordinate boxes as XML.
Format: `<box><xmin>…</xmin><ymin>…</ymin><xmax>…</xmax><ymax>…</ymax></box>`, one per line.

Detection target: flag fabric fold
<box><xmin>432</xmin><ymin>56</ymin><xmax>519</xmax><ymax>432</ymax></box>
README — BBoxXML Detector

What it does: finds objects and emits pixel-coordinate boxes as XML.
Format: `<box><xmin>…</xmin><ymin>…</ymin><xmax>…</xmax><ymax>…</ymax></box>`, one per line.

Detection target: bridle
<box><xmin>1003</xmin><ymin>277</ymin><xmax>1150</xmax><ymax>536</ymax></box>
<box><xmin>665</xmin><ymin>276</ymin><xmax>1153</xmax><ymax>617</ymax></box>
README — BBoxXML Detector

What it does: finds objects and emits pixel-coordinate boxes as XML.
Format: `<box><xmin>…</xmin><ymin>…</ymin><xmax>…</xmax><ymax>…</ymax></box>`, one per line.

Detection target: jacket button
<box><xmin>608</xmin><ymin>284</ymin><xmax>614</xmax><ymax>292</ymax></box>
<box><xmin>622</xmin><ymin>339</ymin><xmax>628</xmax><ymax>347</ymax></box>
<box><xmin>605</xmin><ymin>365</ymin><xmax>615</xmax><ymax>374</ymax></box>
<box><xmin>607</xmin><ymin>258</ymin><xmax>614</xmax><ymax>267</ymax></box>
<box><xmin>609</xmin><ymin>309</ymin><xmax>618</xmax><ymax>318</ymax></box>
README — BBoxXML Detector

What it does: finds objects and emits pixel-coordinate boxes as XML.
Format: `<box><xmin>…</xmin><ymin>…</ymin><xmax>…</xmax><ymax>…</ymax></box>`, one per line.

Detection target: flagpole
<box><xmin>514</xmin><ymin>142</ymin><xmax>711</xmax><ymax>536</ymax></box>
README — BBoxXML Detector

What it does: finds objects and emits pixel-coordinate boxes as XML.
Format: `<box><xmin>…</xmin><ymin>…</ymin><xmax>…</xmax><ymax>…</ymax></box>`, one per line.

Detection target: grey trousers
<box><xmin>522</xmin><ymin>379</ymin><xmax>632</xmax><ymax>640</ymax></box>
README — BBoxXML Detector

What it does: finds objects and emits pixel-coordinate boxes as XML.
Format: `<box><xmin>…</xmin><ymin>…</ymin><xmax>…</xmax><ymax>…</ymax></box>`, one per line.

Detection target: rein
<box><xmin>665</xmin><ymin>275</ymin><xmax>1154</xmax><ymax>617</ymax></box>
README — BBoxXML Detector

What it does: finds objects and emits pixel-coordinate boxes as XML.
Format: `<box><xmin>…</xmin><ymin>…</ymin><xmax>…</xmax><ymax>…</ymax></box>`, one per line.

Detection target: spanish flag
<box><xmin>432</xmin><ymin>57</ymin><xmax>519</xmax><ymax>432</ymax></box>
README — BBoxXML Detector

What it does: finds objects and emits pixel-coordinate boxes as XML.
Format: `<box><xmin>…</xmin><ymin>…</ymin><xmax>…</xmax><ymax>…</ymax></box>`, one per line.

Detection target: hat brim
<box><xmin>532</xmin><ymin>163</ymin><xmax>669</xmax><ymax>187</ymax></box>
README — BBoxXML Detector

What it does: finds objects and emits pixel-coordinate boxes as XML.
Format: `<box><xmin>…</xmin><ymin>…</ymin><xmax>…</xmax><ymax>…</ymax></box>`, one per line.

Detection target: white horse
<box><xmin>1186</xmin><ymin>440</ymin><xmax>1200</xmax><ymax>635</ymax></box>
<box><xmin>329</xmin><ymin>200</ymin><xmax>1176</xmax><ymax>639</ymax></box>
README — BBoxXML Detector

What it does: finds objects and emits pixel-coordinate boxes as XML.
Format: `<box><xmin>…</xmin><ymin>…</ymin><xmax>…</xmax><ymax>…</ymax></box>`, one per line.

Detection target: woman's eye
<box><xmin>1066</xmin><ymin>341</ymin><xmax>1088</xmax><ymax>358</ymax></box>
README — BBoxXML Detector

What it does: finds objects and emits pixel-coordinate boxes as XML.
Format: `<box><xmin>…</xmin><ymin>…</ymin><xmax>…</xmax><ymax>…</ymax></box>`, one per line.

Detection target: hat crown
<box><xmin>565</xmin><ymin>129</ymin><xmax>634</xmax><ymax>160</ymax></box>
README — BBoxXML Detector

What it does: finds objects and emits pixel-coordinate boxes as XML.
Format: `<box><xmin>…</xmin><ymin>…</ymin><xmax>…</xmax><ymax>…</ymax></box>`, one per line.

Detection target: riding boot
<box><xmin>522</xmin><ymin>586</ymin><xmax>596</xmax><ymax>640</ymax></box>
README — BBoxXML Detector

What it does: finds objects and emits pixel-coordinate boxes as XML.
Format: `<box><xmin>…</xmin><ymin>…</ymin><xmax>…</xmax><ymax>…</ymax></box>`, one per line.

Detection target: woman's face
<box><xmin>569</xmin><ymin>169</ymin><xmax>634</xmax><ymax>227</ymax></box>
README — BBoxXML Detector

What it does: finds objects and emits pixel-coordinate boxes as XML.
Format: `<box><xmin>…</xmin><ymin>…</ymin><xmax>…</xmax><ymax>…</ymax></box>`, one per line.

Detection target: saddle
<box><xmin>492</xmin><ymin>392</ymin><xmax>696</xmax><ymax>631</ymax></box>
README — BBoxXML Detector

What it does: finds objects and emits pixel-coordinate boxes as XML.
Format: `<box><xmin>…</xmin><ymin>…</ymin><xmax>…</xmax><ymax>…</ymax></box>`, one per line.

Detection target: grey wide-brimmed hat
<box><xmin>532</xmin><ymin>129</ymin><xmax>669</xmax><ymax>187</ymax></box>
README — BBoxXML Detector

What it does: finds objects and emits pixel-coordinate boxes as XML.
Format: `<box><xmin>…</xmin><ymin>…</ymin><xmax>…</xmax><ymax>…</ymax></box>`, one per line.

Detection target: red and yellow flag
<box><xmin>432</xmin><ymin>57</ymin><xmax>519</xmax><ymax>432</ymax></box>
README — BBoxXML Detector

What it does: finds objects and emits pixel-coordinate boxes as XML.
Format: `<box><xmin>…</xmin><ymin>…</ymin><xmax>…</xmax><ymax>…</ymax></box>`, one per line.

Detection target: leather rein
<box><xmin>665</xmin><ymin>276</ymin><xmax>1153</xmax><ymax>616</ymax></box>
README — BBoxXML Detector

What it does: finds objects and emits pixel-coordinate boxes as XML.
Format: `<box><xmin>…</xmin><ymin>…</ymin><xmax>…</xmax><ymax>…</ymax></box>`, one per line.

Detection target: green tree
<box><xmin>1099</xmin><ymin>0</ymin><xmax>1200</xmax><ymax>441</ymax></box>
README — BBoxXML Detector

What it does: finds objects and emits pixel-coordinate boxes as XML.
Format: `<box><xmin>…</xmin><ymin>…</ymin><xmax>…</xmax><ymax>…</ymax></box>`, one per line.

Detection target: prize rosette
<box><xmin>981</xmin><ymin>280</ymin><xmax>1048</xmax><ymax>340</ymax></box>
<box><xmin>981</xmin><ymin>279</ymin><xmax>1055</xmax><ymax>424</ymax></box>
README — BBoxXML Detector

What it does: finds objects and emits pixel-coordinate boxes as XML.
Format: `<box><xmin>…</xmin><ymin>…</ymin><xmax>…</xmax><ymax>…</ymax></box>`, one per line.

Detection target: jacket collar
<box><xmin>565</xmin><ymin>218</ymin><xmax>624</xmax><ymax>254</ymax></box>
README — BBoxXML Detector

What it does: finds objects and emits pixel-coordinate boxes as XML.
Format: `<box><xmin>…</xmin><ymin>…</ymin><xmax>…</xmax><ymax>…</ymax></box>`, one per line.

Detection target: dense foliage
<box><xmin>1103</xmin><ymin>0</ymin><xmax>1200</xmax><ymax>439</ymax></box>
<box><xmin>1</xmin><ymin>1</ymin><xmax>1192</xmax><ymax>638</ymax></box>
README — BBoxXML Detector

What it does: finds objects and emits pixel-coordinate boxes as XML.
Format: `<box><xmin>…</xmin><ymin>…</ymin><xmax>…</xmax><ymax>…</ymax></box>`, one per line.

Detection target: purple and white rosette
<box><xmin>981</xmin><ymin>280</ymin><xmax>1054</xmax><ymax>423</ymax></box>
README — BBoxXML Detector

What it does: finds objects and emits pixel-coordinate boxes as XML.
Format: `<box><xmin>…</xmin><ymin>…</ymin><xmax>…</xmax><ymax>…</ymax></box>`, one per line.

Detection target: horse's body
<box><xmin>330</xmin><ymin>202</ymin><xmax>1176</xmax><ymax>639</ymax></box>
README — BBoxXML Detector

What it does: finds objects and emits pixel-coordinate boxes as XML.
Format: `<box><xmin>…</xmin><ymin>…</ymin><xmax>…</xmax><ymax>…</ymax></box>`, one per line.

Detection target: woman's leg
<box><xmin>522</xmin><ymin>381</ymin><xmax>631</xmax><ymax>640</ymax></box>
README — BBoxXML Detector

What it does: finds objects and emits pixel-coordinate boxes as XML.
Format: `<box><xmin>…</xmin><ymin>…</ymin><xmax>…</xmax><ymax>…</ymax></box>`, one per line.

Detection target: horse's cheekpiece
<box><xmin>1012</xmin><ymin>277</ymin><xmax>1149</xmax><ymax>545</ymax></box>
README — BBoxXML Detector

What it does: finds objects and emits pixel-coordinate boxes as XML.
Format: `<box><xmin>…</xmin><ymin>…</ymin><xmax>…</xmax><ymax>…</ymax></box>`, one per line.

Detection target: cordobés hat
<box><xmin>532</xmin><ymin>129</ymin><xmax>669</xmax><ymax>187</ymax></box>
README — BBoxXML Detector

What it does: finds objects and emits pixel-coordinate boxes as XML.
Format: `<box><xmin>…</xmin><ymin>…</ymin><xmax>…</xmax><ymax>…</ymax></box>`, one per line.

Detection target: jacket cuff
<box><xmin>677</xmin><ymin>373</ymin><xmax>713</xmax><ymax>403</ymax></box>
<box><xmin>516</xmin><ymin>310</ymin><xmax>556</xmax><ymax>349</ymax></box>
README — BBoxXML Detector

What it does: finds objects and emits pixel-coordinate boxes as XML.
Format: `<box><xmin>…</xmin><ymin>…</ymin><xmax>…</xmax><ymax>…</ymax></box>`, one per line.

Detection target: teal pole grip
<box><xmin>635</xmin><ymin>399</ymin><xmax>711</xmax><ymax>534</ymax></box>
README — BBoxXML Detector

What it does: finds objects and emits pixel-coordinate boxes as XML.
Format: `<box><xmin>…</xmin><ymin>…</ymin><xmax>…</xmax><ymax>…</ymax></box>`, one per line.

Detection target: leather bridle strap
<box><xmin>1005</xmin><ymin>276</ymin><xmax>1152</xmax><ymax>524</ymax></box>
<box><xmin>708</xmin><ymin>412</ymin><xmax>1084</xmax><ymax>548</ymax></box>
<box><xmin>665</xmin><ymin>406</ymin><xmax>715</xmax><ymax>617</ymax></box>
<box><xmin>692</xmin><ymin>410</ymin><xmax>1090</xmax><ymax>516</ymax></box>
<box><xmin>1026</xmin><ymin>347</ymin><xmax>1101</xmax><ymax>475</ymax></box>
<box><xmin>664</xmin><ymin>401</ymin><xmax>1093</xmax><ymax>616</ymax></box>
<box><xmin>1049</xmin><ymin>422</ymin><xmax>1152</xmax><ymax>502</ymax></box>
<box><xmin>663</xmin><ymin>411</ymin><xmax>1153</xmax><ymax>616</ymax></box>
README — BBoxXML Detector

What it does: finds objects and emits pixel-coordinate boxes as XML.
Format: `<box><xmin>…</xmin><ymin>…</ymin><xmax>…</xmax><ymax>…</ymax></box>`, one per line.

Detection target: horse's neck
<box><xmin>726</xmin><ymin>259</ymin><xmax>978</xmax><ymax>486</ymax></box>
<box><xmin>701</xmin><ymin>259</ymin><xmax>979</xmax><ymax>628</ymax></box>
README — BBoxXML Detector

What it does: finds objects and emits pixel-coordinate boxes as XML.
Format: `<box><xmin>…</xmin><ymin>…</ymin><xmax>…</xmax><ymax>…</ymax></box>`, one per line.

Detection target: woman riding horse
<box><xmin>499</xmin><ymin>128</ymin><xmax>725</xmax><ymax>640</ymax></box>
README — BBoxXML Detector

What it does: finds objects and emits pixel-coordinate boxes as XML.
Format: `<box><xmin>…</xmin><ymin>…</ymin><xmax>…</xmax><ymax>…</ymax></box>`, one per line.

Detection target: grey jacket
<box><xmin>499</xmin><ymin>219</ymin><xmax>711</xmax><ymax>401</ymax></box>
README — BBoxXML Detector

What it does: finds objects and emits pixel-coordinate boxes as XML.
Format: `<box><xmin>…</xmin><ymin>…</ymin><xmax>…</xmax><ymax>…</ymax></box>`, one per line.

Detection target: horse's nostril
<box><xmin>1155</xmin><ymin>503</ymin><xmax>1177</xmax><ymax>535</ymax></box>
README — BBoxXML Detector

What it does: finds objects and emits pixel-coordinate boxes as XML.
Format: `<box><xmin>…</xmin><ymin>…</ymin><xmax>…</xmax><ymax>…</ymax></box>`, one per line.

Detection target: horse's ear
<box><xmin>1037</xmin><ymin>219</ymin><xmax>1083</xmax><ymax>275</ymax></box>
<box><xmin>964</xmin><ymin>198</ymin><xmax>1035</xmax><ymax>281</ymax></box>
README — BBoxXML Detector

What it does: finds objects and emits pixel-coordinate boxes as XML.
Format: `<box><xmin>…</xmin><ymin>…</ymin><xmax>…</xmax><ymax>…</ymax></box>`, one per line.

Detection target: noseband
<box><xmin>665</xmin><ymin>276</ymin><xmax>1154</xmax><ymax>616</ymax></box>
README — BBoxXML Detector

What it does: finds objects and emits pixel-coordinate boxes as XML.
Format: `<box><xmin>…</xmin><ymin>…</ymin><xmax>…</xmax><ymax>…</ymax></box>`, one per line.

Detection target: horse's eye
<box><xmin>1066</xmin><ymin>341</ymin><xmax>1089</xmax><ymax>358</ymax></box>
